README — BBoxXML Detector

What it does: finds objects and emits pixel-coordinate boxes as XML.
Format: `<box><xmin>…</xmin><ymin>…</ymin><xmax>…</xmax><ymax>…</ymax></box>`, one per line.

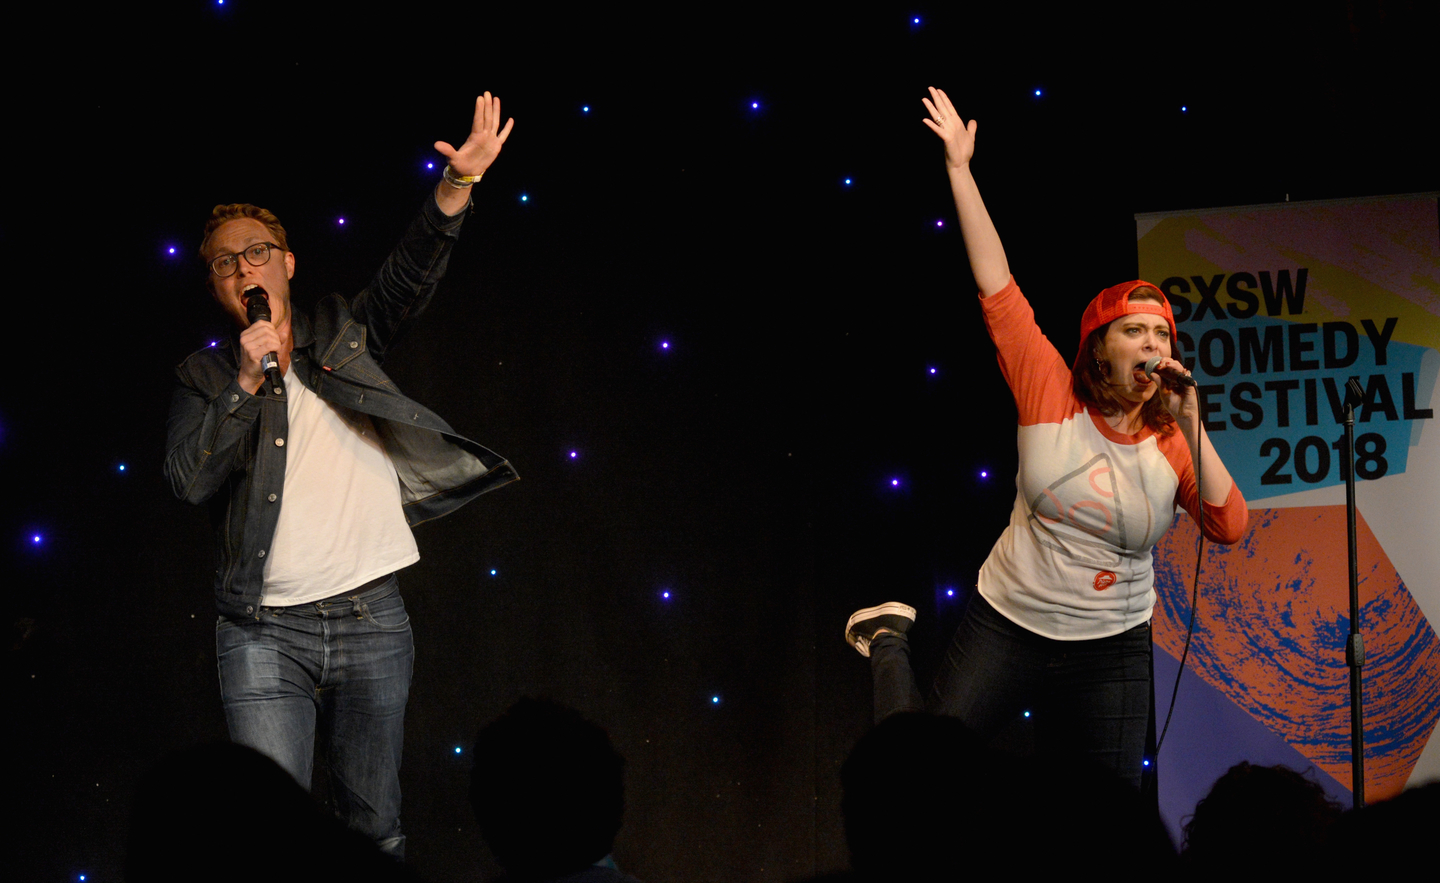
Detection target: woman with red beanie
<box><xmin>844</xmin><ymin>88</ymin><xmax>1249</xmax><ymax>788</ymax></box>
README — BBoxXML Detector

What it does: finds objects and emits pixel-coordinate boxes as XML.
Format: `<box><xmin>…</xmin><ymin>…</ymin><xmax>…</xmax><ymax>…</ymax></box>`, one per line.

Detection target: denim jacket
<box><xmin>165</xmin><ymin>195</ymin><xmax>518</xmax><ymax>619</ymax></box>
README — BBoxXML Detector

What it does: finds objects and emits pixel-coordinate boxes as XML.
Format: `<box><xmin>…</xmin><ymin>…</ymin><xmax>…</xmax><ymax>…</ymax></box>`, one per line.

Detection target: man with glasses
<box><xmin>164</xmin><ymin>94</ymin><xmax>519</xmax><ymax>857</ymax></box>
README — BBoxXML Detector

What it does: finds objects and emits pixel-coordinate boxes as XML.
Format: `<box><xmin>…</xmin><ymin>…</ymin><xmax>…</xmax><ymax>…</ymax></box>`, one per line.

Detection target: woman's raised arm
<box><xmin>922</xmin><ymin>87</ymin><xmax>1010</xmax><ymax>297</ymax></box>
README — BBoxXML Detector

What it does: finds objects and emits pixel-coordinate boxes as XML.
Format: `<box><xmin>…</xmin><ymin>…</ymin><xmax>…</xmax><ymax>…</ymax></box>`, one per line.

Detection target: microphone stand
<box><xmin>1342</xmin><ymin>376</ymin><xmax>1366</xmax><ymax>809</ymax></box>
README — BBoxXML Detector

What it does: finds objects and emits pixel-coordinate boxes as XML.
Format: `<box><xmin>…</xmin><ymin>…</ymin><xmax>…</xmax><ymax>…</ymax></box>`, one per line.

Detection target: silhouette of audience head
<box><xmin>470</xmin><ymin>698</ymin><xmax>626</xmax><ymax>880</ymax></box>
<box><xmin>1181</xmin><ymin>761</ymin><xmax>1341</xmax><ymax>876</ymax></box>
<box><xmin>127</xmin><ymin>741</ymin><xmax>410</xmax><ymax>882</ymax></box>
<box><xmin>1325</xmin><ymin>778</ymin><xmax>1440</xmax><ymax>873</ymax></box>
<box><xmin>841</xmin><ymin>712</ymin><xmax>1174</xmax><ymax>879</ymax></box>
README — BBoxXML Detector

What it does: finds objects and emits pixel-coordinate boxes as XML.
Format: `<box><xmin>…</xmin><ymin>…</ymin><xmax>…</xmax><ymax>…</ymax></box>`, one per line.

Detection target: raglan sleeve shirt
<box><xmin>975</xmin><ymin>277</ymin><xmax>1248</xmax><ymax>640</ymax></box>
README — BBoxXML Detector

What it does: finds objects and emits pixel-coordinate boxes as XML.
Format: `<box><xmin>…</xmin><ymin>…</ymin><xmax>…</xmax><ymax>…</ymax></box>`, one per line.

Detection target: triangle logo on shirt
<box><xmin>1027</xmin><ymin>453</ymin><xmax>1128</xmax><ymax>564</ymax></box>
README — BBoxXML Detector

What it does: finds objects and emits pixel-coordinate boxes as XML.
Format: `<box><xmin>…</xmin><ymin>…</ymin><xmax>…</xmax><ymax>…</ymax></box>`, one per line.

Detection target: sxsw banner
<box><xmin>1136</xmin><ymin>194</ymin><xmax>1440</xmax><ymax>833</ymax></box>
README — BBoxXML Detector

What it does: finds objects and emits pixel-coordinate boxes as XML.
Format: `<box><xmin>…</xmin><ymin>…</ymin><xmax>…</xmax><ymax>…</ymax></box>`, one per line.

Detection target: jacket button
<box><xmin>231</xmin><ymin>393</ymin><xmax>239</xmax><ymax>402</ymax></box>
<box><xmin>268</xmin><ymin>493</ymin><xmax>278</xmax><ymax>502</ymax></box>
<box><xmin>246</xmin><ymin>605</ymin><xmax>254</xmax><ymax>614</ymax></box>
<box><xmin>275</xmin><ymin>438</ymin><xmax>285</xmax><ymax>447</ymax></box>
<box><xmin>258</xmin><ymin>550</ymin><xmax>266</xmax><ymax>558</ymax></box>
<box><xmin>349</xmin><ymin>341</ymin><xmax>359</xmax><ymax>348</ymax></box>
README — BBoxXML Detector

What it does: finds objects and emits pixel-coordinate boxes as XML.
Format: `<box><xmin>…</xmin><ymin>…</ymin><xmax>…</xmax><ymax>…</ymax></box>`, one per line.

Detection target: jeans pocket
<box><xmin>359</xmin><ymin>593</ymin><xmax>411</xmax><ymax>632</ymax></box>
<box><xmin>216</xmin><ymin>615</ymin><xmax>249</xmax><ymax>635</ymax></box>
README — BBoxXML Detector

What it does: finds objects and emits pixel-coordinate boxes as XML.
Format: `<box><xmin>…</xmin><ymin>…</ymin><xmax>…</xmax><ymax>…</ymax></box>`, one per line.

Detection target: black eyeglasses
<box><xmin>210</xmin><ymin>242</ymin><xmax>282</xmax><ymax>277</ymax></box>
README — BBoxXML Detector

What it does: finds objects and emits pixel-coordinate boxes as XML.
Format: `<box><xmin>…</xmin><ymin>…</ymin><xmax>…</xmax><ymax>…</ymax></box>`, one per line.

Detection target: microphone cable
<box><xmin>1155</xmin><ymin>427</ymin><xmax>1205</xmax><ymax>756</ymax></box>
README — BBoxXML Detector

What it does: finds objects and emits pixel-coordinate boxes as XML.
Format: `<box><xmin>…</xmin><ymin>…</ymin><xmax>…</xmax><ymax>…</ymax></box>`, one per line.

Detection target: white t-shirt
<box><xmin>260</xmin><ymin>365</ymin><xmax>420</xmax><ymax>605</ymax></box>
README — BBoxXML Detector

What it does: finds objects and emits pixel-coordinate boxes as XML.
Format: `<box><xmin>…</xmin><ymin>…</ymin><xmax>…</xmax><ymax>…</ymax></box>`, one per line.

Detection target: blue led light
<box><xmin>661</xmin><ymin>590</ymin><xmax>672</xmax><ymax>600</ymax></box>
<box><xmin>489</xmin><ymin>569</ymin><xmax>498</xmax><ymax>576</ymax></box>
<box><xmin>167</xmin><ymin>246</ymin><xmax>176</xmax><ymax>255</ymax></box>
<box><xmin>1143</xmin><ymin>758</ymin><xmax>1151</xmax><ymax>766</ymax></box>
<box><xmin>454</xmin><ymin>746</ymin><xmax>463</xmax><ymax>755</ymax></box>
<box><xmin>31</xmin><ymin>534</ymin><xmax>41</xmax><ymax>544</ymax></box>
<box><xmin>890</xmin><ymin>478</ymin><xmax>900</xmax><ymax>487</ymax></box>
<box><xmin>935</xmin><ymin>219</ymin><xmax>944</xmax><ymax>228</ymax></box>
<box><xmin>928</xmin><ymin>366</ymin><xmax>937</xmax><ymax>375</ymax></box>
<box><xmin>337</xmin><ymin>217</ymin><xmax>346</xmax><ymax>226</ymax></box>
<box><xmin>1034</xmin><ymin>88</ymin><xmax>1042</xmax><ymax>97</ymax></box>
<box><xmin>569</xmin><ymin>450</ymin><xmax>578</xmax><ymax>459</ymax></box>
<box><xmin>711</xmin><ymin>695</ymin><xmax>721</xmax><ymax>705</ymax></box>
<box><xmin>660</xmin><ymin>341</ymin><xmax>670</xmax><ymax>350</ymax></box>
<box><xmin>843</xmin><ymin>177</ymin><xmax>853</xmax><ymax>186</ymax></box>
<box><xmin>1023</xmin><ymin>710</ymin><xmax>1031</xmax><ymax>718</ymax></box>
<box><xmin>1181</xmin><ymin>105</ymin><xmax>1188</xmax><ymax>112</ymax></box>
<box><xmin>946</xmin><ymin>588</ymin><xmax>955</xmax><ymax>597</ymax></box>
<box><xmin>426</xmin><ymin>161</ymin><xmax>435</xmax><ymax>170</ymax></box>
<box><xmin>118</xmin><ymin>464</ymin><xmax>126</xmax><ymax>472</ymax></box>
<box><xmin>210</xmin><ymin>341</ymin><xmax>217</xmax><ymax>347</ymax></box>
<box><xmin>980</xmin><ymin>470</ymin><xmax>989</xmax><ymax>479</ymax></box>
<box><xmin>751</xmin><ymin>101</ymin><xmax>759</xmax><ymax>109</ymax></box>
<box><xmin>912</xmin><ymin>17</ymin><xmax>920</xmax><ymax>24</ymax></box>
<box><xmin>582</xmin><ymin>105</ymin><xmax>591</xmax><ymax>113</ymax></box>
<box><xmin>520</xmin><ymin>194</ymin><xmax>529</xmax><ymax>203</ymax></box>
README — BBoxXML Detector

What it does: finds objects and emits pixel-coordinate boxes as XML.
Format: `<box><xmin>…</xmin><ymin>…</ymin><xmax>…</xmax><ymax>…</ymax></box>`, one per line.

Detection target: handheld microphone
<box><xmin>1143</xmin><ymin>357</ymin><xmax>1197</xmax><ymax>388</ymax></box>
<box><xmin>244</xmin><ymin>287</ymin><xmax>285</xmax><ymax>396</ymax></box>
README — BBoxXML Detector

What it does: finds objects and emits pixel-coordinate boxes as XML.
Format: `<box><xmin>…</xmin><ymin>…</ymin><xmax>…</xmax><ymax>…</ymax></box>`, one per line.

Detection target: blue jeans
<box><xmin>216</xmin><ymin>575</ymin><xmax>413</xmax><ymax>855</ymax></box>
<box><xmin>871</xmin><ymin>594</ymin><xmax>1151</xmax><ymax>788</ymax></box>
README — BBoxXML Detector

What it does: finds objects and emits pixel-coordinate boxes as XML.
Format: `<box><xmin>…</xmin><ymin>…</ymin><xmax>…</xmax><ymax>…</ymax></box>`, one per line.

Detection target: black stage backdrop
<box><xmin>8</xmin><ymin>2</ymin><xmax>1437</xmax><ymax>880</ymax></box>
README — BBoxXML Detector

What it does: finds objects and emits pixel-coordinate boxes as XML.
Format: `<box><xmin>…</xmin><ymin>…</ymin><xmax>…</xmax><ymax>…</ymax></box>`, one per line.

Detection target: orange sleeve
<box><xmin>1167</xmin><ymin>435</ymin><xmax>1251</xmax><ymax>544</ymax></box>
<box><xmin>979</xmin><ymin>277</ymin><xmax>1085</xmax><ymax>426</ymax></box>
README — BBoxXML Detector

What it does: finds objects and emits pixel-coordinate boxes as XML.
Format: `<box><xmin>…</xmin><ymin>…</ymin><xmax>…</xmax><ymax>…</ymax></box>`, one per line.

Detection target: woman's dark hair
<box><xmin>1071</xmin><ymin>287</ymin><xmax>1181</xmax><ymax>436</ymax></box>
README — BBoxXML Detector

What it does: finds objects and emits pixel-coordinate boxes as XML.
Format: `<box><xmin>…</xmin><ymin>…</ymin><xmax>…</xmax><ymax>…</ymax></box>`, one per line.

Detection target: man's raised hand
<box><xmin>434</xmin><ymin>92</ymin><xmax>514</xmax><ymax>179</ymax></box>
